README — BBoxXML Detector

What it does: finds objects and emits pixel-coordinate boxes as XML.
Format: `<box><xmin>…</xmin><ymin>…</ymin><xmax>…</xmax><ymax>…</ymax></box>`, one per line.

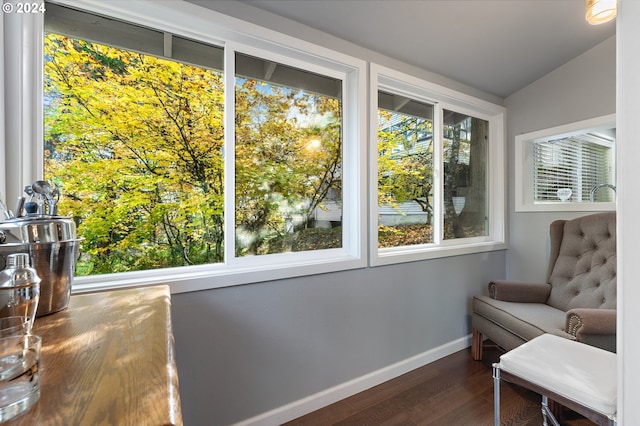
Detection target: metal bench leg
<box><xmin>541</xmin><ymin>395</ymin><xmax>561</xmax><ymax>426</ymax></box>
<box><xmin>492</xmin><ymin>363</ymin><xmax>500</xmax><ymax>426</ymax></box>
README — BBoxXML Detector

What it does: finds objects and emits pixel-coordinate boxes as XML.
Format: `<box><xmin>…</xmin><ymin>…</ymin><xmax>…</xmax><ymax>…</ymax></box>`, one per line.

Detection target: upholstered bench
<box><xmin>493</xmin><ymin>333</ymin><xmax>616</xmax><ymax>426</ymax></box>
<box><xmin>471</xmin><ymin>212</ymin><xmax>617</xmax><ymax>361</ymax></box>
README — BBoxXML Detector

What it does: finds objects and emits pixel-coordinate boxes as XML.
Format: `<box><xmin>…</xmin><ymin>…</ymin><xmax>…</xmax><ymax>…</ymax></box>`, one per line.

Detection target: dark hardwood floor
<box><xmin>285</xmin><ymin>346</ymin><xmax>593</xmax><ymax>426</ymax></box>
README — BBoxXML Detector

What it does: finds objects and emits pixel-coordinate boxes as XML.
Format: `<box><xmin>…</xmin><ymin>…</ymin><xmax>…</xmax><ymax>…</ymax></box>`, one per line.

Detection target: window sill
<box><xmin>371</xmin><ymin>240</ymin><xmax>507</xmax><ymax>267</ymax></box>
<box><xmin>515</xmin><ymin>201</ymin><xmax>616</xmax><ymax>213</ymax></box>
<box><xmin>71</xmin><ymin>252</ymin><xmax>367</xmax><ymax>295</ymax></box>
<box><xmin>71</xmin><ymin>240</ymin><xmax>508</xmax><ymax>294</ymax></box>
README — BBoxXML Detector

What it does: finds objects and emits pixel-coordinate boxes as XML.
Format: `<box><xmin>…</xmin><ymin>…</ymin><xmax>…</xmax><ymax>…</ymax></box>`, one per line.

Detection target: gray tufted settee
<box><xmin>471</xmin><ymin>212</ymin><xmax>616</xmax><ymax>361</ymax></box>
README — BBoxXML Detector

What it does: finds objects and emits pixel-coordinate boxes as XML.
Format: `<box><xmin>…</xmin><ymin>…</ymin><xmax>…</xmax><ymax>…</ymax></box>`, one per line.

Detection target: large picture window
<box><xmin>371</xmin><ymin>66</ymin><xmax>505</xmax><ymax>265</ymax></box>
<box><xmin>9</xmin><ymin>0</ymin><xmax>366</xmax><ymax>291</ymax></box>
<box><xmin>44</xmin><ymin>26</ymin><xmax>226</xmax><ymax>274</ymax></box>
<box><xmin>4</xmin><ymin>0</ymin><xmax>505</xmax><ymax>290</ymax></box>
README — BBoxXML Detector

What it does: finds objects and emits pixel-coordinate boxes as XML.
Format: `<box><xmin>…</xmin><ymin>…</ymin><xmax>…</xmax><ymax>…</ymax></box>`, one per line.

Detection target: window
<box><xmin>5</xmin><ymin>0</ymin><xmax>505</xmax><ymax>291</ymax></box>
<box><xmin>234</xmin><ymin>53</ymin><xmax>343</xmax><ymax>256</ymax></box>
<box><xmin>377</xmin><ymin>91</ymin><xmax>434</xmax><ymax>247</ymax></box>
<box><xmin>533</xmin><ymin>136</ymin><xmax>614</xmax><ymax>203</ymax></box>
<box><xmin>371</xmin><ymin>65</ymin><xmax>506</xmax><ymax>265</ymax></box>
<box><xmin>44</xmin><ymin>14</ymin><xmax>226</xmax><ymax>274</ymax></box>
<box><xmin>515</xmin><ymin>115</ymin><xmax>616</xmax><ymax>212</ymax></box>
<box><xmin>5</xmin><ymin>0</ymin><xmax>366</xmax><ymax>292</ymax></box>
<box><xmin>442</xmin><ymin>109</ymin><xmax>489</xmax><ymax>240</ymax></box>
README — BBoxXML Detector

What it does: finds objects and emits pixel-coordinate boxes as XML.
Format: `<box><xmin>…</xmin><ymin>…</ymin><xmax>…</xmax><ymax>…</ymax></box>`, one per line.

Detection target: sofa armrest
<box><xmin>566</xmin><ymin>308</ymin><xmax>616</xmax><ymax>337</ymax></box>
<box><xmin>488</xmin><ymin>280</ymin><xmax>551</xmax><ymax>303</ymax></box>
<box><xmin>566</xmin><ymin>308</ymin><xmax>616</xmax><ymax>352</ymax></box>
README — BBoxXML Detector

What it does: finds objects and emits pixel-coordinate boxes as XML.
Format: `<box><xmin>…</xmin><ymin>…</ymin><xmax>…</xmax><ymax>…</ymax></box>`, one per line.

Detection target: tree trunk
<box><xmin>463</xmin><ymin>118</ymin><xmax>488</xmax><ymax>233</ymax></box>
<box><xmin>444</xmin><ymin>126</ymin><xmax>463</xmax><ymax>238</ymax></box>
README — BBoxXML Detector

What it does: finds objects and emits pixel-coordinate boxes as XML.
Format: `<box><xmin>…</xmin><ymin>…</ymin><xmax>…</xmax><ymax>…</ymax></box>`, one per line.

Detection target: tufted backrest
<box><xmin>545</xmin><ymin>212</ymin><xmax>616</xmax><ymax>312</ymax></box>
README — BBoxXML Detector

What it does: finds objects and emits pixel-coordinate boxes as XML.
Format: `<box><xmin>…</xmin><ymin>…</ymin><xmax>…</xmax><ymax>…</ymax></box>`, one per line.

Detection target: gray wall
<box><xmin>172</xmin><ymin>252</ymin><xmax>505</xmax><ymax>425</ymax></box>
<box><xmin>171</xmin><ymin>2</ymin><xmax>508</xmax><ymax>425</ymax></box>
<box><xmin>504</xmin><ymin>36</ymin><xmax>616</xmax><ymax>281</ymax></box>
<box><xmin>171</xmin><ymin>2</ymin><xmax>616</xmax><ymax>425</ymax></box>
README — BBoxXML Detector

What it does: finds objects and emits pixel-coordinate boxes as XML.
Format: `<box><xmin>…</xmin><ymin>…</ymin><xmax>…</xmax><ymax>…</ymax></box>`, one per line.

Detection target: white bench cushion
<box><xmin>498</xmin><ymin>333</ymin><xmax>616</xmax><ymax>416</ymax></box>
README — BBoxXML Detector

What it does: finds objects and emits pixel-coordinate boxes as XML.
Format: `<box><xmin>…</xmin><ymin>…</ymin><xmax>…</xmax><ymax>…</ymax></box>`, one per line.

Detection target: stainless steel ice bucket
<box><xmin>0</xmin><ymin>216</ymin><xmax>81</xmax><ymax>317</ymax></box>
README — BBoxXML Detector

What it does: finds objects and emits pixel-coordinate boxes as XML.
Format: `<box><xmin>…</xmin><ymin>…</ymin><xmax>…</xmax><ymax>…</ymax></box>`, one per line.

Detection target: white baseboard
<box><xmin>233</xmin><ymin>334</ymin><xmax>473</xmax><ymax>426</ymax></box>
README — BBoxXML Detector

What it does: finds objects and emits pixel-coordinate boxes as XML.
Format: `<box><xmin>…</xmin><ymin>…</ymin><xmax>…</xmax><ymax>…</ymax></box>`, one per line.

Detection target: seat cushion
<box><xmin>498</xmin><ymin>333</ymin><xmax>617</xmax><ymax>416</ymax></box>
<box><xmin>473</xmin><ymin>295</ymin><xmax>573</xmax><ymax>341</ymax></box>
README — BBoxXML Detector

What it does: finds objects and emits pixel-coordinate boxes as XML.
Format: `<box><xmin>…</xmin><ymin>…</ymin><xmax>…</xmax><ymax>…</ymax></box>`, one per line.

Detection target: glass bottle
<box><xmin>0</xmin><ymin>254</ymin><xmax>40</xmax><ymax>331</ymax></box>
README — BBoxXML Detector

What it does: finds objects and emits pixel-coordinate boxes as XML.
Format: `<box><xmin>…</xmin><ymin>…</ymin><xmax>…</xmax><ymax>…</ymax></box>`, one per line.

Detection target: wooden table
<box><xmin>8</xmin><ymin>285</ymin><xmax>183</xmax><ymax>425</ymax></box>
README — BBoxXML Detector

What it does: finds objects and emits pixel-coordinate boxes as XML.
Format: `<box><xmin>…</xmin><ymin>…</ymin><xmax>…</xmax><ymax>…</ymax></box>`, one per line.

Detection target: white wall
<box><xmin>507</xmin><ymin>8</ymin><xmax>640</xmax><ymax>420</ymax></box>
<box><xmin>504</xmin><ymin>36</ymin><xmax>616</xmax><ymax>281</ymax></box>
<box><xmin>617</xmin><ymin>0</ymin><xmax>640</xmax><ymax>422</ymax></box>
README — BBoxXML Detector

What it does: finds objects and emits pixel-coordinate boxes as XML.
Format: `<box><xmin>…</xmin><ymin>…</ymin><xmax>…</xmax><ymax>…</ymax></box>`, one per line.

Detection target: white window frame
<box><xmin>4</xmin><ymin>0</ymin><xmax>368</xmax><ymax>293</ymax></box>
<box><xmin>515</xmin><ymin>114</ymin><xmax>616</xmax><ymax>212</ymax></box>
<box><xmin>369</xmin><ymin>64</ymin><xmax>506</xmax><ymax>266</ymax></box>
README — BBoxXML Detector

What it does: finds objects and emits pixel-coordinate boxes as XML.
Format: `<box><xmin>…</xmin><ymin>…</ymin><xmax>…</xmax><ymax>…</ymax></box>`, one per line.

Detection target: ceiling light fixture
<box><xmin>585</xmin><ymin>0</ymin><xmax>617</xmax><ymax>25</ymax></box>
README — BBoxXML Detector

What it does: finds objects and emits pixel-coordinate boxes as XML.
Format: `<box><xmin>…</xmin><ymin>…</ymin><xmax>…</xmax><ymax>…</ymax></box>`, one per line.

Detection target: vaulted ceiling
<box><xmin>232</xmin><ymin>0</ymin><xmax>615</xmax><ymax>99</ymax></box>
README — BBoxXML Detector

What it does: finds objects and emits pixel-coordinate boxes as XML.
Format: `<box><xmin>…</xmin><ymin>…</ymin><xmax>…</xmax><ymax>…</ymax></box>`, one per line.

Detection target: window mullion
<box><xmin>432</xmin><ymin>104</ymin><xmax>444</xmax><ymax>245</ymax></box>
<box><xmin>224</xmin><ymin>43</ymin><xmax>236</xmax><ymax>265</ymax></box>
